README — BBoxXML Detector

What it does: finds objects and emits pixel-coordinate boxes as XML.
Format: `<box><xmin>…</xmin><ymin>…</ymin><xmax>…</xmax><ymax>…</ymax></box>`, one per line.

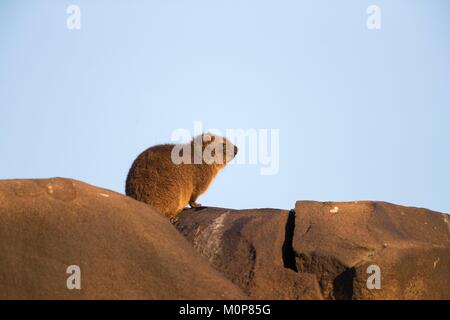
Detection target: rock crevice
<box><xmin>282</xmin><ymin>210</ymin><xmax>298</xmax><ymax>272</ymax></box>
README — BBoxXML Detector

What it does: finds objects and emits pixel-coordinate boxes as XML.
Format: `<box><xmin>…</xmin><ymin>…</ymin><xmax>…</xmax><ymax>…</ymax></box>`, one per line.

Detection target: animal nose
<box><xmin>234</xmin><ymin>146</ymin><xmax>238</xmax><ymax>155</ymax></box>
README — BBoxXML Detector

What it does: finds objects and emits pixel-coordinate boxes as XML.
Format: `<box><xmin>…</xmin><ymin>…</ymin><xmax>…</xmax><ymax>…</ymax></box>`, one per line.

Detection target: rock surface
<box><xmin>177</xmin><ymin>202</ymin><xmax>450</xmax><ymax>300</ymax></box>
<box><xmin>176</xmin><ymin>207</ymin><xmax>322</xmax><ymax>299</ymax></box>
<box><xmin>1</xmin><ymin>178</ymin><xmax>448</xmax><ymax>300</ymax></box>
<box><xmin>293</xmin><ymin>201</ymin><xmax>450</xmax><ymax>299</ymax></box>
<box><xmin>0</xmin><ymin>178</ymin><xmax>246</xmax><ymax>299</ymax></box>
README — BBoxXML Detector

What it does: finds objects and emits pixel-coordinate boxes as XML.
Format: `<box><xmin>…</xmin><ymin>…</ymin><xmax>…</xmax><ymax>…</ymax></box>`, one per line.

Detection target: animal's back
<box><xmin>125</xmin><ymin>144</ymin><xmax>193</xmax><ymax>218</ymax></box>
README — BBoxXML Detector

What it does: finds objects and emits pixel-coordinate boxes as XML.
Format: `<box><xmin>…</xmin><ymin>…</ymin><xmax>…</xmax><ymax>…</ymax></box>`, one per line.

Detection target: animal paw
<box><xmin>189</xmin><ymin>201</ymin><xmax>202</xmax><ymax>208</ymax></box>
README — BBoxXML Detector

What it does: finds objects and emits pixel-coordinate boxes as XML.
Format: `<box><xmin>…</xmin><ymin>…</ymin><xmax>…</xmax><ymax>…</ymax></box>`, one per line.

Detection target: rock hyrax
<box><xmin>125</xmin><ymin>133</ymin><xmax>238</xmax><ymax>221</ymax></box>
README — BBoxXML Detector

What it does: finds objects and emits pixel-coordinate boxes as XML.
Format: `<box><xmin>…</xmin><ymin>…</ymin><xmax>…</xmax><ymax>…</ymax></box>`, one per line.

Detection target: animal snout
<box><xmin>234</xmin><ymin>145</ymin><xmax>238</xmax><ymax>155</ymax></box>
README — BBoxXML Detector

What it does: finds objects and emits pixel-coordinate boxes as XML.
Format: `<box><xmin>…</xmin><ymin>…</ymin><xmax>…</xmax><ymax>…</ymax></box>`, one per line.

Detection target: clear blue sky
<box><xmin>1</xmin><ymin>0</ymin><xmax>449</xmax><ymax>213</ymax></box>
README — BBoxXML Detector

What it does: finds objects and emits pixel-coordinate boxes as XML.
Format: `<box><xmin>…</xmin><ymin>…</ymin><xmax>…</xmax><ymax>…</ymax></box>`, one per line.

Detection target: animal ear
<box><xmin>202</xmin><ymin>133</ymin><xmax>213</xmax><ymax>142</ymax></box>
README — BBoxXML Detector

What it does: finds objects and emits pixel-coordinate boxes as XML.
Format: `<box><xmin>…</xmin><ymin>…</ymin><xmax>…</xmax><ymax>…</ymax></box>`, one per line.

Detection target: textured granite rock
<box><xmin>176</xmin><ymin>207</ymin><xmax>323</xmax><ymax>299</ymax></box>
<box><xmin>177</xmin><ymin>202</ymin><xmax>449</xmax><ymax>300</ymax></box>
<box><xmin>293</xmin><ymin>201</ymin><xmax>449</xmax><ymax>299</ymax></box>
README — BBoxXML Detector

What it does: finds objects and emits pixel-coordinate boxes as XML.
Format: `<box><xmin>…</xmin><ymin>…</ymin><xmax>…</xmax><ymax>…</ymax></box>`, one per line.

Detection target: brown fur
<box><xmin>125</xmin><ymin>133</ymin><xmax>238</xmax><ymax>221</ymax></box>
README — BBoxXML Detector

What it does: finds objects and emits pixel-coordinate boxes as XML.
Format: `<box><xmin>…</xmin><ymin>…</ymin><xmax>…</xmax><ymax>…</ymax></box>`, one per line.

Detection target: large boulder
<box><xmin>176</xmin><ymin>207</ymin><xmax>323</xmax><ymax>299</ymax></box>
<box><xmin>293</xmin><ymin>201</ymin><xmax>450</xmax><ymax>300</ymax></box>
<box><xmin>176</xmin><ymin>202</ymin><xmax>450</xmax><ymax>300</ymax></box>
<box><xmin>0</xmin><ymin>178</ymin><xmax>246</xmax><ymax>299</ymax></box>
